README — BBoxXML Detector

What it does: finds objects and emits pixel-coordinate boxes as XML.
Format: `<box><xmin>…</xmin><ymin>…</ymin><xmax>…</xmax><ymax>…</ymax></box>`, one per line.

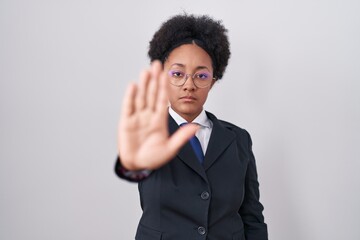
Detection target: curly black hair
<box><xmin>148</xmin><ymin>14</ymin><xmax>230</xmax><ymax>80</ymax></box>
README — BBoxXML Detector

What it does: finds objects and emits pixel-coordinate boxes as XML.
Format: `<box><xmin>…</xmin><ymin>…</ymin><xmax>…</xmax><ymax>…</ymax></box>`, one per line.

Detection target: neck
<box><xmin>170</xmin><ymin>107</ymin><xmax>202</xmax><ymax>123</ymax></box>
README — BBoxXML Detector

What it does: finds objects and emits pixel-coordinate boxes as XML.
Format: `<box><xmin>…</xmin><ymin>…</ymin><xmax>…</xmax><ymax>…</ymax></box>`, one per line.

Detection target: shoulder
<box><xmin>206</xmin><ymin>111</ymin><xmax>252</xmax><ymax>141</ymax></box>
<box><xmin>218</xmin><ymin>119</ymin><xmax>247</xmax><ymax>133</ymax></box>
<box><xmin>218</xmin><ymin>119</ymin><xmax>252</xmax><ymax>142</ymax></box>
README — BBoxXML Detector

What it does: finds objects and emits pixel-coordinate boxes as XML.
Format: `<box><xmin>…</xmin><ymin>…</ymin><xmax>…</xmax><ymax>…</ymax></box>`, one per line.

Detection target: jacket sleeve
<box><xmin>238</xmin><ymin>131</ymin><xmax>268</xmax><ymax>240</ymax></box>
<box><xmin>114</xmin><ymin>156</ymin><xmax>152</xmax><ymax>182</ymax></box>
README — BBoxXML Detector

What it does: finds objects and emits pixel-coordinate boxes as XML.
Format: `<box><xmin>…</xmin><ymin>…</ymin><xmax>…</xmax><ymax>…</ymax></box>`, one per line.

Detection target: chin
<box><xmin>180</xmin><ymin>107</ymin><xmax>201</xmax><ymax>116</ymax></box>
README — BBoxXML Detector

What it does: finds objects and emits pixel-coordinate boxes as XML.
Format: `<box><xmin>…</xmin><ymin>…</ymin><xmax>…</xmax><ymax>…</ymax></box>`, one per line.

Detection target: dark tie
<box><xmin>180</xmin><ymin>123</ymin><xmax>205</xmax><ymax>164</ymax></box>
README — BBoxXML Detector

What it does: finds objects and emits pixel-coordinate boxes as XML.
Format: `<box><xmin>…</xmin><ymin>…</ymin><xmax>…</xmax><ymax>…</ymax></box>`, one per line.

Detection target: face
<box><xmin>164</xmin><ymin>43</ymin><xmax>215</xmax><ymax>122</ymax></box>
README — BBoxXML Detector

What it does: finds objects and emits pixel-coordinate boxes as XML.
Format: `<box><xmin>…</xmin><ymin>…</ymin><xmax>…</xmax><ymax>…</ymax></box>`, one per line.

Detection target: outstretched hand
<box><xmin>117</xmin><ymin>61</ymin><xmax>199</xmax><ymax>171</ymax></box>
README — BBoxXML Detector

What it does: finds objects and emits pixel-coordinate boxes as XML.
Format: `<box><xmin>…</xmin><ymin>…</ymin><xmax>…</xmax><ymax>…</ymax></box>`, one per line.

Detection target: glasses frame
<box><xmin>168</xmin><ymin>71</ymin><xmax>216</xmax><ymax>89</ymax></box>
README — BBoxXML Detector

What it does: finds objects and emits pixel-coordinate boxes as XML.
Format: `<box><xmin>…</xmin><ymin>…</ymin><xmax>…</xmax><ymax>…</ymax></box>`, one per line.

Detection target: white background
<box><xmin>1</xmin><ymin>0</ymin><xmax>359</xmax><ymax>239</ymax></box>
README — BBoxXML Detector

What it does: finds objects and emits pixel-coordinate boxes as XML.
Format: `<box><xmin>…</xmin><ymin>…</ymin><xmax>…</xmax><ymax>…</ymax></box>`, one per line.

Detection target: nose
<box><xmin>182</xmin><ymin>74</ymin><xmax>196</xmax><ymax>90</ymax></box>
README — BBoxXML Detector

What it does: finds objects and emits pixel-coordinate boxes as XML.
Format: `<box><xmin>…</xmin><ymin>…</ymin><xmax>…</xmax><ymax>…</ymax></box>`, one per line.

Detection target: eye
<box><xmin>169</xmin><ymin>70</ymin><xmax>184</xmax><ymax>78</ymax></box>
<box><xmin>195</xmin><ymin>73</ymin><xmax>210</xmax><ymax>80</ymax></box>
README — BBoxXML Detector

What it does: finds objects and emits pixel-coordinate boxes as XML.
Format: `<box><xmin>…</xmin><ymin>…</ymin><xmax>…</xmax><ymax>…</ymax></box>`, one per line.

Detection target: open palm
<box><xmin>117</xmin><ymin>61</ymin><xmax>198</xmax><ymax>171</ymax></box>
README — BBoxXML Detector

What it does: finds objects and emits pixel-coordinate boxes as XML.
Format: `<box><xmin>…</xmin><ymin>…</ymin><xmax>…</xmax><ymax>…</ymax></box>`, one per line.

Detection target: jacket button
<box><xmin>197</xmin><ymin>226</ymin><xmax>206</xmax><ymax>235</ymax></box>
<box><xmin>201</xmin><ymin>191</ymin><xmax>210</xmax><ymax>200</ymax></box>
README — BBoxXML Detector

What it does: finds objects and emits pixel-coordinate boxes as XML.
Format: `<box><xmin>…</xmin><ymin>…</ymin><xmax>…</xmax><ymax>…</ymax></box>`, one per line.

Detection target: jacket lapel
<box><xmin>203</xmin><ymin>112</ymin><xmax>236</xmax><ymax>171</ymax></box>
<box><xmin>168</xmin><ymin>115</ymin><xmax>208</xmax><ymax>182</ymax></box>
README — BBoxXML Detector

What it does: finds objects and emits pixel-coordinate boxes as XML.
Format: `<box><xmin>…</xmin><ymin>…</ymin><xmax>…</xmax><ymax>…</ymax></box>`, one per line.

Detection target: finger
<box><xmin>156</xmin><ymin>66</ymin><xmax>169</xmax><ymax>116</ymax></box>
<box><xmin>121</xmin><ymin>83</ymin><xmax>137</xmax><ymax>118</ymax></box>
<box><xmin>166</xmin><ymin>124</ymin><xmax>200</xmax><ymax>154</ymax></box>
<box><xmin>147</xmin><ymin>61</ymin><xmax>162</xmax><ymax>110</ymax></box>
<box><xmin>137</xmin><ymin>124</ymin><xmax>199</xmax><ymax>170</ymax></box>
<box><xmin>135</xmin><ymin>70</ymin><xmax>151</xmax><ymax>111</ymax></box>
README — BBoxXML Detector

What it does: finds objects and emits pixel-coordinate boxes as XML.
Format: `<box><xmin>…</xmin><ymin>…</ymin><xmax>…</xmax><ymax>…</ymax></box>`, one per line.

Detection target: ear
<box><xmin>209</xmin><ymin>79</ymin><xmax>216</xmax><ymax>89</ymax></box>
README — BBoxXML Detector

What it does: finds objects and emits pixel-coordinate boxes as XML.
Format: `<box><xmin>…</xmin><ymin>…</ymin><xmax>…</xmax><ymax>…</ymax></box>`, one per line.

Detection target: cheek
<box><xmin>167</xmin><ymin>85</ymin><xmax>179</xmax><ymax>103</ymax></box>
<box><xmin>199</xmin><ymin>89</ymin><xmax>211</xmax><ymax>102</ymax></box>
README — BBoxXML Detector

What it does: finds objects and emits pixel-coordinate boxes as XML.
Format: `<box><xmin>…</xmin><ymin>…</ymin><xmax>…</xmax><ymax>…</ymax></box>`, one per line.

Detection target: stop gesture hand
<box><xmin>117</xmin><ymin>61</ymin><xmax>198</xmax><ymax>171</ymax></box>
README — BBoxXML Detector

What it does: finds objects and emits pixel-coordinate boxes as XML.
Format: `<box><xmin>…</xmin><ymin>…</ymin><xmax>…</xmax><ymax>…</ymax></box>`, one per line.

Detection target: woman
<box><xmin>115</xmin><ymin>14</ymin><xmax>268</xmax><ymax>240</ymax></box>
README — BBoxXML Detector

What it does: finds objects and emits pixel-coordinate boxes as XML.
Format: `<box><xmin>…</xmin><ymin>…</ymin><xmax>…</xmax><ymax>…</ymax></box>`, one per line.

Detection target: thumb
<box><xmin>166</xmin><ymin>124</ymin><xmax>199</xmax><ymax>154</ymax></box>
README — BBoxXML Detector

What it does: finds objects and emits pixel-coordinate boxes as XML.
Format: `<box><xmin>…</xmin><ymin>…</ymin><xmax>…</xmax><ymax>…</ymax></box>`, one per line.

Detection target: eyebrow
<box><xmin>170</xmin><ymin>63</ymin><xmax>210</xmax><ymax>71</ymax></box>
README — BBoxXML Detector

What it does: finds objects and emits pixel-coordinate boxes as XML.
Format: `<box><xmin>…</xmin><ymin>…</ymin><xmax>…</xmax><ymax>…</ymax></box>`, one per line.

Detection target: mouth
<box><xmin>180</xmin><ymin>95</ymin><xmax>196</xmax><ymax>100</ymax></box>
<box><xmin>180</xmin><ymin>96</ymin><xmax>197</xmax><ymax>101</ymax></box>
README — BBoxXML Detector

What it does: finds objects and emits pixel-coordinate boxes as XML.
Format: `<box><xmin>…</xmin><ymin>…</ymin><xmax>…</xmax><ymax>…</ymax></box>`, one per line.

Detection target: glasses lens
<box><xmin>168</xmin><ymin>70</ymin><xmax>186</xmax><ymax>86</ymax></box>
<box><xmin>194</xmin><ymin>72</ymin><xmax>212</xmax><ymax>88</ymax></box>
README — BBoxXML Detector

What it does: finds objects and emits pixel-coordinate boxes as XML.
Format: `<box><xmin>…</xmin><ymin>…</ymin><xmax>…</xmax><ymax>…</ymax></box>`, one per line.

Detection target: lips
<box><xmin>180</xmin><ymin>95</ymin><xmax>196</xmax><ymax>100</ymax></box>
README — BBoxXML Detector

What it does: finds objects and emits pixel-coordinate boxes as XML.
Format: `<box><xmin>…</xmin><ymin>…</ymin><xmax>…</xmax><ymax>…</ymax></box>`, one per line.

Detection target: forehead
<box><xmin>165</xmin><ymin>44</ymin><xmax>213</xmax><ymax>70</ymax></box>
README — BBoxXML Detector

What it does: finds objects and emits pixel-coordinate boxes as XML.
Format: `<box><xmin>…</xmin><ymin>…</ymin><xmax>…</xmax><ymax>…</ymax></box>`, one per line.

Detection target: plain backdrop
<box><xmin>1</xmin><ymin>0</ymin><xmax>359</xmax><ymax>239</ymax></box>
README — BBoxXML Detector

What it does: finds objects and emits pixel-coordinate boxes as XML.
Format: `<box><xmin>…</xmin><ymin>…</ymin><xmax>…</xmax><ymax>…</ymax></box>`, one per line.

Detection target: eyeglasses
<box><xmin>168</xmin><ymin>70</ymin><xmax>215</xmax><ymax>88</ymax></box>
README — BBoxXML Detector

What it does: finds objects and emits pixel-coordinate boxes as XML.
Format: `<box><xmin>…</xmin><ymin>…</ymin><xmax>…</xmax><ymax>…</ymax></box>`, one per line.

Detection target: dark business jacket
<box><xmin>115</xmin><ymin>111</ymin><xmax>268</xmax><ymax>240</ymax></box>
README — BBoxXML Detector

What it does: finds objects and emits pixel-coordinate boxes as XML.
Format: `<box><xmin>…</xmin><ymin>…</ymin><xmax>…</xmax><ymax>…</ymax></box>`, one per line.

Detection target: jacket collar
<box><xmin>168</xmin><ymin>111</ymin><xmax>236</xmax><ymax>181</ymax></box>
<box><xmin>203</xmin><ymin>112</ymin><xmax>236</xmax><ymax>171</ymax></box>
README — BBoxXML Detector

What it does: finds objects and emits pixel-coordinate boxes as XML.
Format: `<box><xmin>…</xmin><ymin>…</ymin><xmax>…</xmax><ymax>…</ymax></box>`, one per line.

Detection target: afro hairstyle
<box><xmin>148</xmin><ymin>14</ymin><xmax>230</xmax><ymax>80</ymax></box>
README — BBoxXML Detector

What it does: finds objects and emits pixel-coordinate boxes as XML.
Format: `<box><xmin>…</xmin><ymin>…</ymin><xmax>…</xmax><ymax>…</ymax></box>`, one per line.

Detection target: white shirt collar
<box><xmin>168</xmin><ymin>107</ymin><xmax>212</xmax><ymax>128</ymax></box>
